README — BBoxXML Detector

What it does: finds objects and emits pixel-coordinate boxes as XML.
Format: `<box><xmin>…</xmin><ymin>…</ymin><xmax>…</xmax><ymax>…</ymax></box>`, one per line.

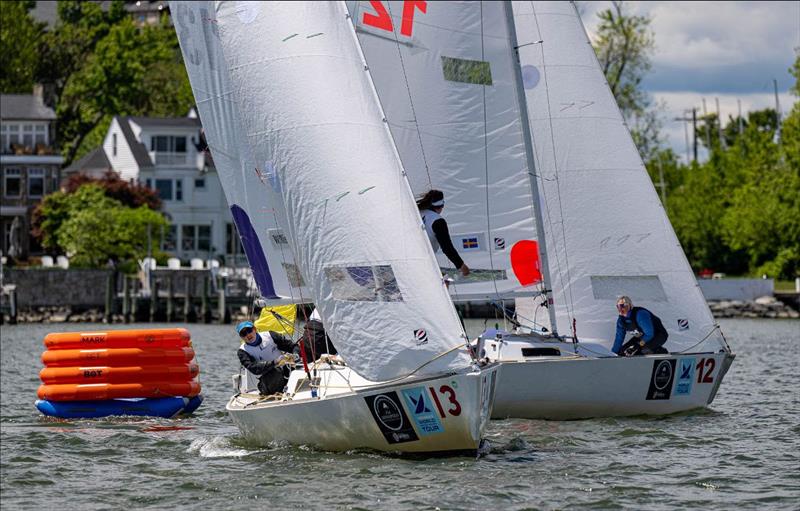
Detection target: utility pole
<box><xmin>773</xmin><ymin>78</ymin><xmax>782</xmax><ymax>144</ymax></box>
<box><xmin>715</xmin><ymin>97</ymin><xmax>725</xmax><ymax>149</ymax></box>
<box><xmin>702</xmin><ymin>98</ymin><xmax>712</xmax><ymax>152</ymax></box>
<box><xmin>737</xmin><ymin>99</ymin><xmax>744</xmax><ymax>135</ymax></box>
<box><xmin>692</xmin><ymin>108</ymin><xmax>698</xmax><ymax>162</ymax></box>
<box><xmin>674</xmin><ymin>111</ymin><xmax>692</xmax><ymax>164</ymax></box>
<box><xmin>656</xmin><ymin>153</ymin><xmax>667</xmax><ymax>208</ymax></box>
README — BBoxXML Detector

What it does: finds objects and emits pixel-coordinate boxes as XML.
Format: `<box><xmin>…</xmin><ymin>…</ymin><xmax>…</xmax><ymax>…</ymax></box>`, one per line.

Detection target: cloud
<box><xmin>578</xmin><ymin>1</ymin><xmax>799</xmax><ymax>93</ymax></box>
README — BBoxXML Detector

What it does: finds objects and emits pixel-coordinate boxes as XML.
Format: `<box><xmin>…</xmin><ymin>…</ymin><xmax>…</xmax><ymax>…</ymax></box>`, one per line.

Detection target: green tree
<box><xmin>37</xmin><ymin>184</ymin><xmax>167</xmax><ymax>267</ymax></box>
<box><xmin>0</xmin><ymin>1</ymin><xmax>45</xmax><ymax>92</ymax></box>
<box><xmin>57</xmin><ymin>16</ymin><xmax>194</xmax><ymax>164</ymax></box>
<box><xmin>32</xmin><ymin>172</ymin><xmax>161</xmax><ymax>250</ymax></box>
<box><xmin>592</xmin><ymin>1</ymin><xmax>661</xmax><ymax>161</ymax></box>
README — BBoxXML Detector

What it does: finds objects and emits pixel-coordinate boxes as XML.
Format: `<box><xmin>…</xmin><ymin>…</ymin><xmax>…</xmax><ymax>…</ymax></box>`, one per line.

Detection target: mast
<box><xmin>502</xmin><ymin>0</ymin><xmax>559</xmax><ymax>336</ymax></box>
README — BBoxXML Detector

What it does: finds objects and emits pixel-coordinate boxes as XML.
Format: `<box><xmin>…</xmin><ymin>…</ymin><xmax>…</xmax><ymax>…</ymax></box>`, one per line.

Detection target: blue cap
<box><xmin>236</xmin><ymin>321</ymin><xmax>255</xmax><ymax>334</ymax></box>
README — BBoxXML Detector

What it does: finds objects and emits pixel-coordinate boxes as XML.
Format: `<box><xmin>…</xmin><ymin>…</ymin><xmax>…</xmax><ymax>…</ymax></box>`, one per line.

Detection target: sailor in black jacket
<box><xmin>236</xmin><ymin>321</ymin><xmax>296</xmax><ymax>395</ymax></box>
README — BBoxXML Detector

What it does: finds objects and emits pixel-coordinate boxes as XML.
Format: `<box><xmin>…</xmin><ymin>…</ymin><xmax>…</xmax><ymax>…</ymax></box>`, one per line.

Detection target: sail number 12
<box><xmin>363</xmin><ymin>0</ymin><xmax>427</xmax><ymax>37</ymax></box>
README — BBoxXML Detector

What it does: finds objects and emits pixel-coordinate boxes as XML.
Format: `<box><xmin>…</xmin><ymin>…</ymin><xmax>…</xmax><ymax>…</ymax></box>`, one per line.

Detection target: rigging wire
<box><xmin>526</xmin><ymin>1</ymin><xmax>578</xmax><ymax>330</ymax></box>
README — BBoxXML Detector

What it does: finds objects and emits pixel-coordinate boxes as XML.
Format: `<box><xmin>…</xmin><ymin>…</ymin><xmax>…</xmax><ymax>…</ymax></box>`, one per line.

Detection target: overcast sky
<box><xmin>578</xmin><ymin>1</ymin><xmax>799</xmax><ymax>162</ymax></box>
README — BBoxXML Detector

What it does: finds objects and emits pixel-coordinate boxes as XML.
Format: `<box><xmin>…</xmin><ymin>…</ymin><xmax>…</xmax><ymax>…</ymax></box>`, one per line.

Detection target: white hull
<box><xmin>486</xmin><ymin>337</ymin><xmax>734</xmax><ymax>420</ymax></box>
<box><xmin>227</xmin><ymin>364</ymin><xmax>499</xmax><ymax>453</ymax></box>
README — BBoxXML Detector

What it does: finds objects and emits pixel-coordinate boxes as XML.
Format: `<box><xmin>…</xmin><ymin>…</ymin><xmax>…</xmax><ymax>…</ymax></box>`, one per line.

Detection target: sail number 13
<box><xmin>363</xmin><ymin>0</ymin><xmax>427</xmax><ymax>37</ymax></box>
<box><xmin>429</xmin><ymin>385</ymin><xmax>461</xmax><ymax>417</ymax></box>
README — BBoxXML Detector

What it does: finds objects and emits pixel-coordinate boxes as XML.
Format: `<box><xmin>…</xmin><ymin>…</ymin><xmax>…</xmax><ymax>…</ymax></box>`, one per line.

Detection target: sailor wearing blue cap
<box><xmin>236</xmin><ymin>321</ymin><xmax>297</xmax><ymax>395</ymax></box>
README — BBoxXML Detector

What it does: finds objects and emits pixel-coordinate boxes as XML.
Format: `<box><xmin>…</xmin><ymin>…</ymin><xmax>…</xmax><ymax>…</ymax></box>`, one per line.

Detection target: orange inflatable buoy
<box><xmin>37</xmin><ymin>380</ymin><xmax>202</xmax><ymax>401</ymax></box>
<box><xmin>41</xmin><ymin>347</ymin><xmax>196</xmax><ymax>367</ymax></box>
<box><xmin>39</xmin><ymin>363</ymin><xmax>200</xmax><ymax>385</ymax></box>
<box><xmin>44</xmin><ymin>329</ymin><xmax>191</xmax><ymax>350</ymax></box>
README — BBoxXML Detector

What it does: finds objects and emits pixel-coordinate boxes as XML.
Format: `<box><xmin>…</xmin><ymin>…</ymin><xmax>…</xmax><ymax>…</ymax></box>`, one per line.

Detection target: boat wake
<box><xmin>187</xmin><ymin>436</ymin><xmax>251</xmax><ymax>458</ymax></box>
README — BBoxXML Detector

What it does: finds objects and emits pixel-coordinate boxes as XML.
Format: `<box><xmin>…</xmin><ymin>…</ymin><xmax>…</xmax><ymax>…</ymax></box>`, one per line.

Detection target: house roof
<box><xmin>63</xmin><ymin>146</ymin><xmax>111</xmax><ymax>174</ymax></box>
<box><xmin>128</xmin><ymin>116</ymin><xmax>201</xmax><ymax>128</ymax></box>
<box><xmin>0</xmin><ymin>94</ymin><xmax>57</xmax><ymax>121</ymax></box>
<box><xmin>116</xmin><ymin>116</ymin><xmax>153</xmax><ymax>169</ymax></box>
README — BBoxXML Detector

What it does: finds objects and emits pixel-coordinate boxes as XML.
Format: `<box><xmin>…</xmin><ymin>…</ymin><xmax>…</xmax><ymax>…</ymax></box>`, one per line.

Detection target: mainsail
<box><xmin>511</xmin><ymin>1</ymin><xmax>722</xmax><ymax>350</ymax></box>
<box><xmin>210</xmin><ymin>1</ymin><xmax>471</xmax><ymax>381</ymax></box>
<box><xmin>346</xmin><ymin>0</ymin><xmax>546</xmax><ymax>302</ymax></box>
<box><xmin>172</xmin><ymin>1</ymin><xmax>310</xmax><ymax>302</ymax></box>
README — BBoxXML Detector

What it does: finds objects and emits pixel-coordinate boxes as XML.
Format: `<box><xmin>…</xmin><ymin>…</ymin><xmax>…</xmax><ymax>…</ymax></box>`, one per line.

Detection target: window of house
<box><xmin>28</xmin><ymin>168</ymin><xmax>45</xmax><ymax>197</ymax></box>
<box><xmin>181</xmin><ymin>224</ymin><xmax>212</xmax><ymax>252</ymax></box>
<box><xmin>226</xmin><ymin>223</ymin><xmax>243</xmax><ymax>255</ymax></box>
<box><xmin>112</xmin><ymin>133</ymin><xmax>117</xmax><ymax>156</ymax></box>
<box><xmin>154</xmin><ymin>179</ymin><xmax>173</xmax><ymax>201</ymax></box>
<box><xmin>197</xmin><ymin>225</ymin><xmax>211</xmax><ymax>251</ymax></box>
<box><xmin>181</xmin><ymin>225</ymin><xmax>196</xmax><ymax>251</ymax></box>
<box><xmin>175</xmin><ymin>179</ymin><xmax>183</xmax><ymax>201</ymax></box>
<box><xmin>0</xmin><ymin>125</ymin><xmax>8</xmax><ymax>153</ymax></box>
<box><xmin>34</xmin><ymin>125</ymin><xmax>46</xmax><ymax>146</ymax></box>
<box><xmin>194</xmin><ymin>178</ymin><xmax>205</xmax><ymax>190</ymax></box>
<box><xmin>22</xmin><ymin>124</ymin><xmax>34</xmax><ymax>148</ymax></box>
<box><xmin>3</xmin><ymin>124</ymin><xmax>20</xmax><ymax>152</ymax></box>
<box><xmin>3</xmin><ymin>168</ymin><xmax>21</xmax><ymax>197</ymax></box>
<box><xmin>161</xmin><ymin>224</ymin><xmax>177</xmax><ymax>251</ymax></box>
<box><xmin>151</xmin><ymin>135</ymin><xmax>187</xmax><ymax>153</ymax></box>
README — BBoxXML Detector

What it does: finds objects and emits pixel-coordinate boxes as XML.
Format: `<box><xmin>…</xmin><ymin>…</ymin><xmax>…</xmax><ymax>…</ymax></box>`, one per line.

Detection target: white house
<box><xmin>95</xmin><ymin>115</ymin><xmax>244</xmax><ymax>264</ymax></box>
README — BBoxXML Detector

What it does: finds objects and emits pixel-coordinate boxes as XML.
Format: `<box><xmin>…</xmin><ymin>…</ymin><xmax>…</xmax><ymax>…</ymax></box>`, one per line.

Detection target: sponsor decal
<box><xmin>401</xmin><ymin>388</ymin><xmax>444</xmax><ymax>436</ymax></box>
<box><xmin>677</xmin><ymin>318</ymin><xmax>689</xmax><ymax>331</ymax></box>
<box><xmin>364</xmin><ymin>392</ymin><xmax>419</xmax><ymax>444</ymax></box>
<box><xmin>674</xmin><ymin>358</ymin><xmax>695</xmax><ymax>396</ymax></box>
<box><xmin>646</xmin><ymin>359</ymin><xmax>676</xmax><ymax>400</ymax></box>
<box><xmin>414</xmin><ymin>329</ymin><xmax>428</xmax><ymax>346</ymax></box>
<box><xmin>494</xmin><ymin>237</ymin><xmax>506</xmax><ymax>250</ymax></box>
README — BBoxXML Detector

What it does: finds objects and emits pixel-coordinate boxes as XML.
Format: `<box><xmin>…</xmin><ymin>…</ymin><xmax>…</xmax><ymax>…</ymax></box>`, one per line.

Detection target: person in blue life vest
<box><xmin>236</xmin><ymin>321</ymin><xmax>297</xmax><ymax>395</ymax></box>
<box><xmin>612</xmin><ymin>295</ymin><xmax>669</xmax><ymax>356</ymax></box>
<box><xmin>417</xmin><ymin>189</ymin><xmax>470</xmax><ymax>277</ymax></box>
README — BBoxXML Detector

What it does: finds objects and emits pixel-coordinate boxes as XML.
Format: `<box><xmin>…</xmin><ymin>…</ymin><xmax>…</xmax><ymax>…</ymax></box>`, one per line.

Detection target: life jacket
<box><xmin>420</xmin><ymin>209</ymin><xmax>442</xmax><ymax>253</ymax></box>
<box><xmin>625</xmin><ymin>306</ymin><xmax>668</xmax><ymax>342</ymax></box>
<box><xmin>239</xmin><ymin>333</ymin><xmax>282</xmax><ymax>365</ymax></box>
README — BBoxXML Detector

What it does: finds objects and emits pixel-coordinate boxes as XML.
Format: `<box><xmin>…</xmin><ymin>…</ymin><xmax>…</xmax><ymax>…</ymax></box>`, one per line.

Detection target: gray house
<box><xmin>0</xmin><ymin>88</ymin><xmax>63</xmax><ymax>259</ymax></box>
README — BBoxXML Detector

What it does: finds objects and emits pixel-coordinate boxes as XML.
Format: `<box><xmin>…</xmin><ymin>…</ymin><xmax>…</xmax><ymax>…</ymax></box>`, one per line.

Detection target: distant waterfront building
<box><xmin>67</xmin><ymin>115</ymin><xmax>245</xmax><ymax>265</ymax></box>
<box><xmin>0</xmin><ymin>87</ymin><xmax>64</xmax><ymax>259</ymax></box>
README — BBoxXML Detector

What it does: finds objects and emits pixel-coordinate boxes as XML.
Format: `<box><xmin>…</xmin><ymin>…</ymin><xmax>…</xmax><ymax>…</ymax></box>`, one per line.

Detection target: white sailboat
<box><xmin>347</xmin><ymin>0</ymin><xmax>735</xmax><ymax>419</ymax></box>
<box><xmin>172</xmin><ymin>1</ymin><xmax>498</xmax><ymax>452</ymax></box>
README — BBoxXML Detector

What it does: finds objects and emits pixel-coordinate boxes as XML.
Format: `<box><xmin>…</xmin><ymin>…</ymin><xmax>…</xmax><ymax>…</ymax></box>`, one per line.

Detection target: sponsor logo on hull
<box><xmin>365</xmin><ymin>391</ymin><xmax>419</xmax><ymax>444</ymax></box>
<box><xmin>401</xmin><ymin>387</ymin><xmax>444</xmax><ymax>436</ymax></box>
<box><xmin>646</xmin><ymin>359</ymin><xmax>676</xmax><ymax>400</ymax></box>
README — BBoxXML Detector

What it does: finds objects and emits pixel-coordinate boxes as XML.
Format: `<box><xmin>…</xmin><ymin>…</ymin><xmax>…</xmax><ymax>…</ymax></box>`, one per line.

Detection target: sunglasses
<box><xmin>617</xmin><ymin>303</ymin><xmax>629</xmax><ymax>309</ymax></box>
<box><xmin>239</xmin><ymin>327</ymin><xmax>254</xmax><ymax>337</ymax></box>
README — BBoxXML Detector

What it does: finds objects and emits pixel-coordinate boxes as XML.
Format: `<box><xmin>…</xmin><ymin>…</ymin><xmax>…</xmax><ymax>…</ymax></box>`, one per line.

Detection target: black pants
<box><xmin>620</xmin><ymin>332</ymin><xmax>668</xmax><ymax>356</ymax></box>
<box><xmin>257</xmin><ymin>366</ymin><xmax>289</xmax><ymax>395</ymax></box>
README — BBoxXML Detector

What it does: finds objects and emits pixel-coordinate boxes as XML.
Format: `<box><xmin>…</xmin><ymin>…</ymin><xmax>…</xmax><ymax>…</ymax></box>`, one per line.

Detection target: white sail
<box><xmin>345</xmin><ymin>0</ymin><xmax>546</xmax><ymax>302</ymax></box>
<box><xmin>172</xmin><ymin>1</ymin><xmax>310</xmax><ymax>302</ymax></box>
<box><xmin>511</xmin><ymin>1</ymin><xmax>722</xmax><ymax>350</ymax></box>
<box><xmin>213</xmin><ymin>1</ymin><xmax>471</xmax><ymax>381</ymax></box>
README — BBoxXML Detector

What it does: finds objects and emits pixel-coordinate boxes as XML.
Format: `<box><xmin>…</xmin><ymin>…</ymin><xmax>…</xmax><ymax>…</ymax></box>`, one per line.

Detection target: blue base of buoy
<box><xmin>35</xmin><ymin>395</ymin><xmax>204</xmax><ymax>419</ymax></box>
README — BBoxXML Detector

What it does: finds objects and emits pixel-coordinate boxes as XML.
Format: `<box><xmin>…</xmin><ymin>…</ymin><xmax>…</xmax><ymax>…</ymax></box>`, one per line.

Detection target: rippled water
<box><xmin>1</xmin><ymin>319</ymin><xmax>798</xmax><ymax>510</ymax></box>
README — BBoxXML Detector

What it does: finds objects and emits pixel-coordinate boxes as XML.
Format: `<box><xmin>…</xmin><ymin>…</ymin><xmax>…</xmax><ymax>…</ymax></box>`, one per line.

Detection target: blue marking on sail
<box><xmin>230</xmin><ymin>204</ymin><xmax>277</xmax><ymax>299</ymax></box>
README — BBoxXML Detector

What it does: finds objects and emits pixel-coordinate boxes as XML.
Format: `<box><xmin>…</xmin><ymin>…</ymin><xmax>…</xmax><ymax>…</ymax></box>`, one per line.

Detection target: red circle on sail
<box><xmin>510</xmin><ymin>240</ymin><xmax>542</xmax><ymax>287</ymax></box>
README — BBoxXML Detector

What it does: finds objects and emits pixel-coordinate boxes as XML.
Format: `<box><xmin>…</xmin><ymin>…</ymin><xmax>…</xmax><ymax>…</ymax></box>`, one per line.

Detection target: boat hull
<box><xmin>491</xmin><ymin>351</ymin><xmax>734</xmax><ymax>420</ymax></box>
<box><xmin>226</xmin><ymin>366</ymin><xmax>499</xmax><ymax>453</ymax></box>
<box><xmin>35</xmin><ymin>395</ymin><xmax>203</xmax><ymax>419</ymax></box>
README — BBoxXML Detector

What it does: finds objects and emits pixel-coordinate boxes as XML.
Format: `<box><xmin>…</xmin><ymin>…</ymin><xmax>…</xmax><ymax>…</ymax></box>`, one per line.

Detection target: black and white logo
<box><xmin>677</xmin><ymin>318</ymin><xmax>689</xmax><ymax>331</ymax></box>
<box><xmin>494</xmin><ymin>237</ymin><xmax>506</xmax><ymax>250</ymax></box>
<box><xmin>414</xmin><ymin>329</ymin><xmax>428</xmax><ymax>346</ymax></box>
<box><xmin>646</xmin><ymin>359</ymin><xmax>676</xmax><ymax>400</ymax></box>
<box><xmin>364</xmin><ymin>391</ymin><xmax>419</xmax><ymax>444</ymax></box>
<box><xmin>373</xmin><ymin>395</ymin><xmax>403</xmax><ymax>431</ymax></box>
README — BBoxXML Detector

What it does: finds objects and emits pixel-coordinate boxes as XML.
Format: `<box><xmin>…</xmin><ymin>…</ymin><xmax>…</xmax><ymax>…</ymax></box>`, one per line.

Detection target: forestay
<box><xmin>346</xmin><ymin>0</ymin><xmax>544</xmax><ymax>301</ymax></box>
<box><xmin>511</xmin><ymin>1</ymin><xmax>722</xmax><ymax>351</ymax></box>
<box><xmin>172</xmin><ymin>0</ymin><xmax>310</xmax><ymax>303</ymax></box>
<box><xmin>214</xmin><ymin>1</ymin><xmax>471</xmax><ymax>381</ymax></box>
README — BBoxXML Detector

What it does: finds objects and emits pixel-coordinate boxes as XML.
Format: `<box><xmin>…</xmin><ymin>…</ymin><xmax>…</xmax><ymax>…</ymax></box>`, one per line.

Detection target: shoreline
<box><xmin>2</xmin><ymin>297</ymin><xmax>797</xmax><ymax>324</ymax></box>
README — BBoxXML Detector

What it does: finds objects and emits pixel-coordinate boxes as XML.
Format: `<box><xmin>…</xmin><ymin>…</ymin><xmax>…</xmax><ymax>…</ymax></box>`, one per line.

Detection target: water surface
<box><xmin>1</xmin><ymin>319</ymin><xmax>798</xmax><ymax>510</ymax></box>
